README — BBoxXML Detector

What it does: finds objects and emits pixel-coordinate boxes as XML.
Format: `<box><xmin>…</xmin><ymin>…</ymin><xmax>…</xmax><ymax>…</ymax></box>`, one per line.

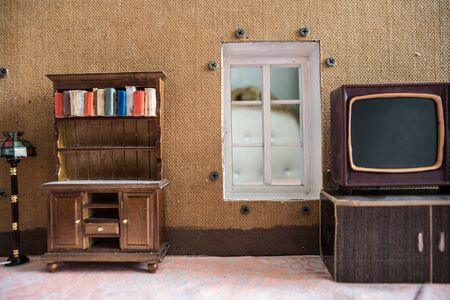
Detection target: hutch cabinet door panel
<box><xmin>335</xmin><ymin>206</ymin><xmax>430</xmax><ymax>283</ymax></box>
<box><xmin>120</xmin><ymin>192</ymin><xmax>155</xmax><ymax>250</ymax></box>
<box><xmin>49</xmin><ymin>193</ymin><xmax>83</xmax><ymax>250</ymax></box>
<box><xmin>432</xmin><ymin>206</ymin><xmax>450</xmax><ymax>283</ymax></box>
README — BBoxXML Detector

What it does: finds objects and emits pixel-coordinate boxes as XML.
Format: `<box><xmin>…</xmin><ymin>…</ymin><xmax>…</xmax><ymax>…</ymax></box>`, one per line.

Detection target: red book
<box><xmin>133</xmin><ymin>91</ymin><xmax>145</xmax><ymax>116</ymax></box>
<box><xmin>54</xmin><ymin>92</ymin><xmax>64</xmax><ymax>118</ymax></box>
<box><xmin>84</xmin><ymin>92</ymin><xmax>94</xmax><ymax>116</ymax></box>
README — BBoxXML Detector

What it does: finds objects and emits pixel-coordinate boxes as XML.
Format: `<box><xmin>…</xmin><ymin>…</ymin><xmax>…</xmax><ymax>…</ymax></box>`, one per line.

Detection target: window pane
<box><xmin>271</xmin><ymin>104</ymin><xmax>301</xmax><ymax>145</ymax></box>
<box><xmin>231</xmin><ymin>67</ymin><xmax>263</xmax><ymax>101</ymax></box>
<box><xmin>271</xmin><ymin>146</ymin><xmax>302</xmax><ymax>185</ymax></box>
<box><xmin>233</xmin><ymin>147</ymin><xmax>263</xmax><ymax>185</ymax></box>
<box><xmin>270</xmin><ymin>67</ymin><xmax>300</xmax><ymax>100</ymax></box>
<box><xmin>232</xmin><ymin>105</ymin><xmax>263</xmax><ymax>145</ymax></box>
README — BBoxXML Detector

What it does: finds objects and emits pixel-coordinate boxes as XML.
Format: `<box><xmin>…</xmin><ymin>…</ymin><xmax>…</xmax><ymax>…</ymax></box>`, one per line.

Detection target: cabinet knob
<box><xmin>439</xmin><ymin>232</ymin><xmax>445</xmax><ymax>253</ymax></box>
<box><xmin>122</xmin><ymin>219</ymin><xmax>128</xmax><ymax>224</ymax></box>
<box><xmin>75</xmin><ymin>219</ymin><xmax>81</xmax><ymax>224</ymax></box>
<box><xmin>417</xmin><ymin>232</ymin><xmax>424</xmax><ymax>253</ymax></box>
<box><xmin>97</xmin><ymin>227</ymin><xmax>104</xmax><ymax>232</ymax></box>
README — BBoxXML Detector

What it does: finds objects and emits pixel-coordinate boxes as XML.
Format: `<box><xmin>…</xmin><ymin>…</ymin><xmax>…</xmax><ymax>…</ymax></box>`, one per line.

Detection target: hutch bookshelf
<box><xmin>40</xmin><ymin>72</ymin><xmax>168</xmax><ymax>273</ymax></box>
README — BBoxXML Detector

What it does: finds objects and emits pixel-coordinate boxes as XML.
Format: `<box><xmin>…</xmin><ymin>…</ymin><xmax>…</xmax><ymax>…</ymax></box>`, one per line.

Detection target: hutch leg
<box><xmin>148</xmin><ymin>262</ymin><xmax>159</xmax><ymax>273</ymax></box>
<box><xmin>47</xmin><ymin>262</ymin><xmax>58</xmax><ymax>273</ymax></box>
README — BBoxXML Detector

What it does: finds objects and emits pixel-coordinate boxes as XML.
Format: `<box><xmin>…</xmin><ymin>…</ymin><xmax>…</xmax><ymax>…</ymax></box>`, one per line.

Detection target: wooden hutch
<box><xmin>40</xmin><ymin>72</ymin><xmax>168</xmax><ymax>273</ymax></box>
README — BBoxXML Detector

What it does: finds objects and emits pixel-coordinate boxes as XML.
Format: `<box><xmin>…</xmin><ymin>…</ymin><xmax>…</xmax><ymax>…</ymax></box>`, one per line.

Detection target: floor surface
<box><xmin>1</xmin><ymin>256</ymin><xmax>449</xmax><ymax>300</ymax></box>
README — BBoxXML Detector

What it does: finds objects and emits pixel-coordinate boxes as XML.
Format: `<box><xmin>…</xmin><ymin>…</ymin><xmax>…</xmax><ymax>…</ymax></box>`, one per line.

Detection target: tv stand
<box><xmin>321</xmin><ymin>190</ymin><xmax>450</xmax><ymax>283</ymax></box>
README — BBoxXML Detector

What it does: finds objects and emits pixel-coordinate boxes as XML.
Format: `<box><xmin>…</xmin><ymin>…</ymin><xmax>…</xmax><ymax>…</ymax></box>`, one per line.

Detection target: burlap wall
<box><xmin>0</xmin><ymin>0</ymin><xmax>449</xmax><ymax>251</ymax></box>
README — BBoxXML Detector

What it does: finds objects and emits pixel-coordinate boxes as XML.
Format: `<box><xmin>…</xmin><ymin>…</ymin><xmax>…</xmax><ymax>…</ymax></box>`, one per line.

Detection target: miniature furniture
<box><xmin>41</xmin><ymin>72</ymin><xmax>168</xmax><ymax>273</ymax></box>
<box><xmin>321</xmin><ymin>190</ymin><xmax>450</xmax><ymax>283</ymax></box>
<box><xmin>0</xmin><ymin>131</ymin><xmax>36</xmax><ymax>266</ymax></box>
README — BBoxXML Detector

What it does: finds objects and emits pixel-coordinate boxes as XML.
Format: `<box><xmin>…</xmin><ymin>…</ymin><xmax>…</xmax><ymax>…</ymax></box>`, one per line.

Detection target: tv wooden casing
<box><xmin>331</xmin><ymin>83</ymin><xmax>450</xmax><ymax>189</ymax></box>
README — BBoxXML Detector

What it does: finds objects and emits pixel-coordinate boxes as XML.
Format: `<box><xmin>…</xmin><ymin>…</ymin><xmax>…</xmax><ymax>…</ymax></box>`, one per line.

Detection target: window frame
<box><xmin>222</xmin><ymin>42</ymin><xmax>322</xmax><ymax>200</ymax></box>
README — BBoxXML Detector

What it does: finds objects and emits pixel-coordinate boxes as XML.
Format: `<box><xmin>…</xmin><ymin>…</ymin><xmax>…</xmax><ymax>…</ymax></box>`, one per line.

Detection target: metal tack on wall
<box><xmin>235</xmin><ymin>28</ymin><xmax>246</xmax><ymax>39</ymax></box>
<box><xmin>325</xmin><ymin>57</ymin><xmax>337</xmax><ymax>67</ymax></box>
<box><xmin>208</xmin><ymin>60</ymin><xmax>218</xmax><ymax>71</ymax></box>
<box><xmin>299</xmin><ymin>27</ymin><xmax>311</xmax><ymax>37</ymax></box>
<box><xmin>0</xmin><ymin>67</ymin><xmax>9</xmax><ymax>78</ymax></box>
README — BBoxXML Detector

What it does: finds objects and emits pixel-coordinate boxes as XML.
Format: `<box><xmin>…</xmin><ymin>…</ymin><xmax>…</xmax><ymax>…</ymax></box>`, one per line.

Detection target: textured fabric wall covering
<box><xmin>0</xmin><ymin>1</ymin><xmax>448</xmax><ymax>238</ymax></box>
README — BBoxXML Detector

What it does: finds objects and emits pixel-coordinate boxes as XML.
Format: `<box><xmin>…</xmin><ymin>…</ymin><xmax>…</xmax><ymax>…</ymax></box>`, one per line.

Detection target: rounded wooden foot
<box><xmin>47</xmin><ymin>262</ymin><xmax>58</xmax><ymax>273</ymax></box>
<box><xmin>148</xmin><ymin>263</ymin><xmax>158</xmax><ymax>273</ymax></box>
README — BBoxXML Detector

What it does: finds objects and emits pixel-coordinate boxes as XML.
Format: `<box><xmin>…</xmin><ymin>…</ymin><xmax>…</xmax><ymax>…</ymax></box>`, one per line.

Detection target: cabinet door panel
<box><xmin>121</xmin><ymin>192</ymin><xmax>155</xmax><ymax>250</ymax></box>
<box><xmin>49</xmin><ymin>193</ymin><xmax>83</xmax><ymax>250</ymax></box>
<box><xmin>336</xmin><ymin>206</ymin><xmax>430</xmax><ymax>283</ymax></box>
<box><xmin>432</xmin><ymin>206</ymin><xmax>450</xmax><ymax>283</ymax></box>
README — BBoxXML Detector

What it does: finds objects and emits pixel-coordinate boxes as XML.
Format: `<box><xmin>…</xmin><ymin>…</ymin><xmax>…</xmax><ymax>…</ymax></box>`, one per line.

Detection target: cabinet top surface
<box><xmin>40</xmin><ymin>179</ymin><xmax>169</xmax><ymax>190</ymax></box>
<box><xmin>322</xmin><ymin>190</ymin><xmax>450</xmax><ymax>206</ymax></box>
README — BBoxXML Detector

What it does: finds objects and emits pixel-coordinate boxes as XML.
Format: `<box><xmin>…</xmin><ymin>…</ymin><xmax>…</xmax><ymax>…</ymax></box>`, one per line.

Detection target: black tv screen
<box><xmin>350</xmin><ymin>96</ymin><xmax>440</xmax><ymax>170</ymax></box>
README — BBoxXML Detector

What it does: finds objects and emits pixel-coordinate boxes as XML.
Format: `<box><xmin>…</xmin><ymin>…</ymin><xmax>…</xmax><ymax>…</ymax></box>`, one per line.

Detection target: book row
<box><xmin>54</xmin><ymin>87</ymin><xmax>157</xmax><ymax>117</ymax></box>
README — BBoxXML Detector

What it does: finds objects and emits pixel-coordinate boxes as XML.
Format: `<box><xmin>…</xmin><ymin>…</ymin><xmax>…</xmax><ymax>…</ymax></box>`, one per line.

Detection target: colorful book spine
<box><xmin>77</xmin><ymin>90</ymin><xmax>86</xmax><ymax>116</ymax></box>
<box><xmin>54</xmin><ymin>92</ymin><xmax>64</xmax><ymax>118</ymax></box>
<box><xmin>133</xmin><ymin>91</ymin><xmax>145</xmax><ymax>116</ymax></box>
<box><xmin>104</xmin><ymin>88</ymin><xmax>116</xmax><ymax>116</ymax></box>
<box><xmin>84</xmin><ymin>92</ymin><xmax>94</xmax><ymax>116</ymax></box>
<box><xmin>117</xmin><ymin>90</ymin><xmax>127</xmax><ymax>116</ymax></box>
<box><xmin>63</xmin><ymin>91</ymin><xmax>71</xmax><ymax>116</ymax></box>
<box><xmin>70</xmin><ymin>90</ymin><xmax>78</xmax><ymax>116</ymax></box>
<box><xmin>96</xmin><ymin>88</ymin><xmax>105</xmax><ymax>116</ymax></box>
<box><xmin>125</xmin><ymin>86</ymin><xmax>136</xmax><ymax>116</ymax></box>
<box><xmin>145</xmin><ymin>88</ymin><xmax>157</xmax><ymax>117</ymax></box>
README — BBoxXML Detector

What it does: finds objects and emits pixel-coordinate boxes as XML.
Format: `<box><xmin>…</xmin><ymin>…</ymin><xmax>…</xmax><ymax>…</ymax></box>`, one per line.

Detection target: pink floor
<box><xmin>1</xmin><ymin>255</ymin><xmax>449</xmax><ymax>300</ymax></box>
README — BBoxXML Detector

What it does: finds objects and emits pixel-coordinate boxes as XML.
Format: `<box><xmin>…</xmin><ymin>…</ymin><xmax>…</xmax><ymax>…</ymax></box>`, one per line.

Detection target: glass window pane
<box><xmin>270</xmin><ymin>67</ymin><xmax>300</xmax><ymax>100</ymax></box>
<box><xmin>233</xmin><ymin>147</ymin><xmax>263</xmax><ymax>185</ymax></box>
<box><xmin>271</xmin><ymin>146</ymin><xmax>302</xmax><ymax>185</ymax></box>
<box><xmin>271</xmin><ymin>104</ymin><xmax>301</xmax><ymax>145</ymax></box>
<box><xmin>232</xmin><ymin>105</ymin><xmax>263</xmax><ymax>145</ymax></box>
<box><xmin>231</xmin><ymin>67</ymin><xmax>263</xmax><ymax>101</ymax></box>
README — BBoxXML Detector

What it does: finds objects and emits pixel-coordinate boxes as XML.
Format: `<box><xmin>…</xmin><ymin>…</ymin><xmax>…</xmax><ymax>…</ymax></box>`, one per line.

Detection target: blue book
<box><xmin>104</xmin><ymin>88</ymin><xmax>116</xmax><ymax>116</ymax></box>
<box><xmin>117</xmin><ymin>90</ymin><xmax>126</xmax><ymax>116</ymax></box>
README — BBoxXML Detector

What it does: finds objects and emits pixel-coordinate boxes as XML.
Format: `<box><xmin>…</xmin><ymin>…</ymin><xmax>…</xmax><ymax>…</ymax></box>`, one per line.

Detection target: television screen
<box><xmin>349</xmin><ymin>94</ymin><xmax>444</xmax><ymax>172</ymax></box>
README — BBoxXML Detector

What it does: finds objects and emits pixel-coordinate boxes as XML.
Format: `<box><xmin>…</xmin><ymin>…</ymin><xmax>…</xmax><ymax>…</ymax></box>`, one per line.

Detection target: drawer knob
<box><xmin>97</xmin><ymin>227</ymin><xmax>104</xmax><ymax>232</ymax></box>
<box><xmin>122</xmin><ymin>219</ymin><xmax>128</xmax><ymax>224</ymax></box>
<box><xmin>75</xmin><ymin>219</ymin><xmax>80</xmax><ymax>224</ymax></box>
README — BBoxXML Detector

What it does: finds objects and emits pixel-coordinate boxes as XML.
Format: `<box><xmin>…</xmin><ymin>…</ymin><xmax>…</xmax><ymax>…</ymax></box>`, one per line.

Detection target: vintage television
<box><xmin>331</xmin><ymin>83</ymin><xmax>450</xmax><ymax>192</ymax></box>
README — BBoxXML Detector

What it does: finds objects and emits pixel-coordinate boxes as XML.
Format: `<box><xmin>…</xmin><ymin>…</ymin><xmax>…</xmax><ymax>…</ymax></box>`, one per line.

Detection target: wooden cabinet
<box><xmin>121</xmin><ymin>192</ymin><xmax>156</xmax><ymax>250</ymax></box>
<box><xmin>41</xmin><ymin>72</ymin><xmax>169</xmax><ymax>273</ymax></box>
<box><xmin>48</xmin><ymin>193</ymin><xmax>83</xmax><ymax>250</ymax></box>
<box><xmin>432</xmin><ymin>206</ymin><xmax>450</xmax><ymax>283</ymax></box>
<box><xmin>321</xmin><ymin>190</ymin><xmax>450</xmax><ymax>283</ymax></box>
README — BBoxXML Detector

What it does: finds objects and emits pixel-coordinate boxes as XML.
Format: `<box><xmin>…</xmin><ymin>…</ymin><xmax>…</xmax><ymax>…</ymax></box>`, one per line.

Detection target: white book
<box><xmin>145</xmin><ymin>88</ymin><xmax>157</xmax><ymax>117</ymax></box>
<box><xmin>77</xmin><ymin>90</ymin><xmax>86</xmax><ymax>116</ymax></box>
<box><xmin>69</xmin><ymin>90</ymin><xmax>78</xmax><ymax>116</ymax></box>
<box><xmin>96</xmin><ymin>88</ymin><xmax>105</xmax><ymax>116</ymax></box>
<box><xmin>125</xmin><ymin>86</ymin><xmax>136</xmax><ymax>116</ymax></box>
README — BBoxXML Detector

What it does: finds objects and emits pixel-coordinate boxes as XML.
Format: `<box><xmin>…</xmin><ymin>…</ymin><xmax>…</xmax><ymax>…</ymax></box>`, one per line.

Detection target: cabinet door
<box><xmin>335</xmin><ymin>206</ymin><xmax>430</xmax><ymax>283</ymax></box>
<box><xmin>120</xmin><ymin>192</ymin><xmax>156</xmax><ymax>250</ymax></box>
<box><xmin>49</xmin><ymin>193</ymin><xmax>83</xmax><ymax>250</ymax></box>
<box><xmin>432</xmin><ymin>206</ymin><xmax>450</xmax><ymax>283</ymax></box>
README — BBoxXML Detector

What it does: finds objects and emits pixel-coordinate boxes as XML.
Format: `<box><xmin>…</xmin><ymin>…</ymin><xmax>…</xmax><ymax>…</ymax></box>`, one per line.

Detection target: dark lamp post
<box><xmin>0</xmin><ymin>131</ymin><xmax>36</xmax><ymax>267</ymax></box>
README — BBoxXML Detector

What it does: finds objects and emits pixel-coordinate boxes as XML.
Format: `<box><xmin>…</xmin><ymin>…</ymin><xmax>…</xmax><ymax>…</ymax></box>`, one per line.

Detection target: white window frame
<box><xmin>222</xmin><ymin>42</ymin><xmax>322</xmax><ymax>200</ymax></box>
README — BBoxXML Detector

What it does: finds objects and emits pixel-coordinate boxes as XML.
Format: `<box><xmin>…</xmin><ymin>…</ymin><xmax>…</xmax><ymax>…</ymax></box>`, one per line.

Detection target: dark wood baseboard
<box><xmin>0</xmin><ymin>228</ymin><xmax>47</xmax><ymax>256</ymax></box>
<box><xmin>0</xmin><ymin>226</ymin><xmax>319</xmax><ymax>256</ymax></box>
<box><xmin>165</xmin><ymin>226</ymin><xmax>319</xmax><ymax>256</ymax></box>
